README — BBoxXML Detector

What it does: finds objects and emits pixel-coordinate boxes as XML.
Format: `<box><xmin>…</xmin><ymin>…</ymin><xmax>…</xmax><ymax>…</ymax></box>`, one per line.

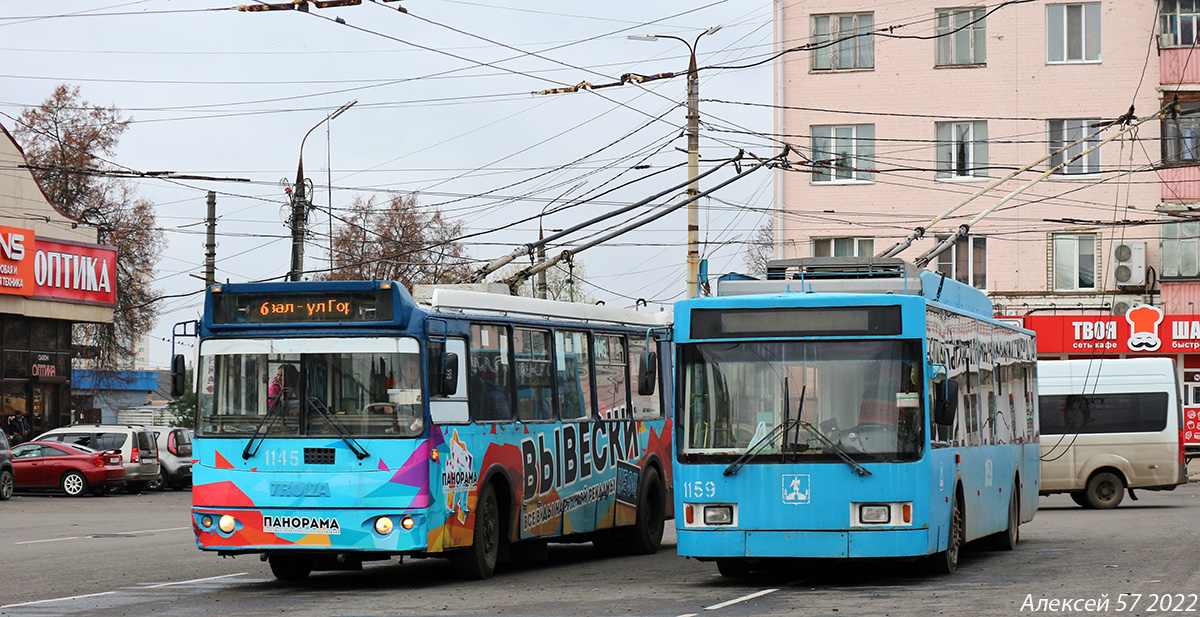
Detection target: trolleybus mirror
<box><xmin>170</xmin><ymin>354</ymin><xmax>187</xmax><ymax>397</ymax></box>
<box><xmin>934</xmin><ymin>378</ymin><xmax>959</xmax><ymax>426</ymax></box>
<box><xmin>439</xmin><ymin>352</ymin><xmax>459</xmax><ymax>396</ymax></box>
<box><xmin>637</xmin><ymin>351</ymin><xmax>657</xmax><ymax>396</ymax></box>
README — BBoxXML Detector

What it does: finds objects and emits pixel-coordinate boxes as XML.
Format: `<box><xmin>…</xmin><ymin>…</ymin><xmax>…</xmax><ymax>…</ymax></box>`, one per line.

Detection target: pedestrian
<box><xmin>9</xmin><ymin>411</ymin><xmax>30</xmax><ymax>445</ymax></box>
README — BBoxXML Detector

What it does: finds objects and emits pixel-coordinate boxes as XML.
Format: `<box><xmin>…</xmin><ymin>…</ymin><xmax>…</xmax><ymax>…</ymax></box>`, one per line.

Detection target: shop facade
<box><xmin>1007</xmin><ymin>305</ymin><xmax>1200</xmax><ymax>452</ymax></box>
<box><xmin>0</xmin><ymin>124</ymin><xmax>116</xmax><ymax>441</ymax></box>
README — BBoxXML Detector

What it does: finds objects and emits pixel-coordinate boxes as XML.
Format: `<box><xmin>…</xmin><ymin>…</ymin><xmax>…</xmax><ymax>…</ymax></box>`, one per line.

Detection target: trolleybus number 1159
<box><xmin>683</xmin><ymin>480</ymin><xmax>716</xmax><ymax>499</ymax></box>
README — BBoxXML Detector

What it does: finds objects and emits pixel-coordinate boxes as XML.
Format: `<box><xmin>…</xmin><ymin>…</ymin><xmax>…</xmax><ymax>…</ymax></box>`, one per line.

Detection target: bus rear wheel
<box><xmin>987</xmin><ymin>488</ymin><xmax>1019</xmax><ymax>550</ymax></box>
<box><xmin>928</xmin><ymin>493</ymin><xmax>963</xmax><ymax>574</ymax></box>
<box><xmin>1085</xmin><ymin>472</ymin><xmax>1124</xmax><ymax>509</ymax></box>
<box><xmin>627</xmin><ymin>468</ymin><xmax>665</xmax><ymax>555</ymax></box>
<box><xmin>268</xmin><ymin>554</ymin><xmax>313</xmax><ymax>581</ymax></box>
<box><xmin>454</xmin><ymin>483</ymin><xmax>500</xmax><ymax>579</ymax></box>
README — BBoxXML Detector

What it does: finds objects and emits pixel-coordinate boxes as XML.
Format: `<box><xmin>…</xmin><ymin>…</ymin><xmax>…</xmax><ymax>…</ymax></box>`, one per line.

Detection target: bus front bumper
<box><xmin>192</xmin><ymin>507</ymin><xmax>429</xmax><ymax>554</ymax></box>
<box><xmin>677</xmin><ymin>527</ymin><xmax>932</xmax><ymax>559</ymax></box>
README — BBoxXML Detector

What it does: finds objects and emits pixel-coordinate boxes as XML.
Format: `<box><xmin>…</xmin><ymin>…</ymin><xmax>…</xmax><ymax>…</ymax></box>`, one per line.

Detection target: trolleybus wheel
<box><xmin>1085</xmin><ymin>471</ymin><xmax>1124</xmax><ymax>509</ymax></box>
<box><xmin>268</xmin><ymin>554</ymin><xmax>313</xmax><ymax>581</ymax></box>
<box><xmin>929</xmin><ymin>492</ymin><xmax>963</xmax><ymax>574</ymax></box>
<box><xmin>716</xmin><ymin>559</ymin><xmax>752</xmax><ymax>578</ymax></box>
<box><xmin>988</xmin><ymin>486</ymin><xmax>1019</xmax><ymax>550</ymax></box>
<box><xmin>627</xmin><ymin>468</ymin><xmax>665</xmax><ymax>555</ymax></box>
<box><xmin>454</xmin><ymin>483</ymin><xmax>500</xmax><ymax>579</ymax></box>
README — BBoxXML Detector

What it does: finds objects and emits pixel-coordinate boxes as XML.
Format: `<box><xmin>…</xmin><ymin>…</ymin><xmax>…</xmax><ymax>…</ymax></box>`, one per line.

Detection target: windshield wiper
<box><xmin>796</xmin><ymin>420</ymin><xmax>872</xmax><ymax>477</ymax></box>
<box><xmin>242</xmin><ymin>401</ymin><xmax>285</xmax><ymax>460</ymax></box>
<box><xmin>724</xmin><ymin>382</ymin><xmax>809</xmax><ymax>476</ymax></box>
<box><xmin>306</xmin><ymin>397</ymin><xmax>370</xmax><ymax>460</ymax></box>
<box><xmin>723</xmin><ymin>419</ymin><xmax>797</xmax><ymax>476</ymax></box>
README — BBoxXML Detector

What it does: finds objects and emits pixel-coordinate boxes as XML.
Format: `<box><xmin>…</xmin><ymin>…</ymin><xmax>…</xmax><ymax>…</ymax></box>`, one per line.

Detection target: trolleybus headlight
<box><xmin>201</xmin><ymin>515</ymin><xmax>213</xmax><ymax>529</ymax></box>
<box><xmin>859</xmin><ymin>505</ymin><xmax>891</xmax><ymax>524</ymax></box>
<box><xmin>400</xmin><ymin>516</ymin><xmax>415</xmax><ymax>531</ymax></box>
<box><xmin>218</xmin><ymin>515</ymin><xmax>238</xmax><ymax>533</ymax></box>
<box><xmin>375</xmin><ymin>516</ymin><xmax>394</xmax><ymax>535</ymax></box>
<box><xmin>703</xmin><ymin>505</ymin><xmax>734</xmax><ymax>525</ymax></box>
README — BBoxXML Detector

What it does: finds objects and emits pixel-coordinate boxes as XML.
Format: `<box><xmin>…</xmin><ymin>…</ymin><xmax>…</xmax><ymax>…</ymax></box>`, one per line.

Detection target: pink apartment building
<box><xmin>773</xmin><ymin>0</ymin><xmax>1200</xmax><ymax>447</ymax></box>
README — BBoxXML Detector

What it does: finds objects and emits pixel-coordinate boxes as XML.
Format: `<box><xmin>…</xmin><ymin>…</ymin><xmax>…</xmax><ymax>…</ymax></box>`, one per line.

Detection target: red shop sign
<box><xmin>1020</xmin><ymin>305</ymin><xmax>1200</xmax><ymax>354</ymax></box>
<box><xmin>31</xmin><ymin>238</ymin><xmax>117</xmax><ymax>307</ymax></box>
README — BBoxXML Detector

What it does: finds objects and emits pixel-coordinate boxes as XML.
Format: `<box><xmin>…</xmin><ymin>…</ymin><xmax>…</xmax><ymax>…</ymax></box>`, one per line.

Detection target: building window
<box><xmin>1161</xmin><ymin>218</ymin><xmax>1200</xmax><ymax>278</ymax></box>
<box><xmin>813</xmin><ymin>237</ymin><xmax>874</xmax><ymax>257</ymax></box>
<box><xmin>1052</xmin><ymin>233</ymin><xmax>1098</xmax><ymax>291</ymax></box>
<box><xmin>1163</xmin><ymin>101</ymin><xmax>1200</xmax><ymax>164</ymax></box>
<box><xmin>812</xmin><ymin>13</ymin><xmax>874</xmax><ymax>71</ymax></box>
<box><xmin>1047</xmin><ymin>3</ymin><xmax>1101</xmax><ymax>63</ymax></box>
<box><xmin>936</xmin><ymin>121</ymin><xmax>988</xmax><ymax>179</ymax></box>
<box><xmin>936</xmin><ymin>8</ymin><xmax>987</xmax><ymax>66</ymax></box>
<box><xmin>1048</xmin><ymin>119</ymin><xmax>1102</xmax><ymax>175</ymax></box>
<box><xmin>935</xmin><ymin>235</ymin><xmax>987</xmax><ymax>289</ymax></box>
<box><xmin>1161</xmin><ymin>0</ymin><xmax>1200</xmax><ymax>47</ymax></box>
<box><xmin>811</xmin><ymin>124</ymin><xmax>875</xmax><ymax>183</ymax></box>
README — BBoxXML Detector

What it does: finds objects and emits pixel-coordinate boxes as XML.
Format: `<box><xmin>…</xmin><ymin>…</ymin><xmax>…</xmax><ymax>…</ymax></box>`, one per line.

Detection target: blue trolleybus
<box><xmin>673</xmin><ymin>258</ymin><xmax>1039</xmax><ymax>576</ymax></box>
<box><xmin>191</xmin><ymin>280</ymin><xmax>673</xmax><ymax>580</ymax></box>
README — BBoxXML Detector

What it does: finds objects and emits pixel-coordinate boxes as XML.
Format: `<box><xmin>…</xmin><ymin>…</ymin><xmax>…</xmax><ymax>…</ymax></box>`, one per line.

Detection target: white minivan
<box><xmin>1037</xmin><ymin>358</ymin><xmax>1188</xmax><ymax>509</ymax></box>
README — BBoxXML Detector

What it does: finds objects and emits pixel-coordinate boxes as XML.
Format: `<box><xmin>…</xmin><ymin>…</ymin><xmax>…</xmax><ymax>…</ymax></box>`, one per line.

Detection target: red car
<box><xmin>11</xmin><ymin>441</ymin><xmax>126</xmax><ymax>497</ymax></box>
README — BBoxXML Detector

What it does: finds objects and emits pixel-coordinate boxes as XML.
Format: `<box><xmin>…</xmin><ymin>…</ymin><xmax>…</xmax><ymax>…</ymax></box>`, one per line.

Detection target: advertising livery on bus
<box><xmin>672</xmin><ymin>257</ymin><xmax>1039</xmax><ymax>576</ymax></box>
<box><xmin>190</xmin><ymin>280</ymin><xmax>673</xmax><ymax>580</ymax></box>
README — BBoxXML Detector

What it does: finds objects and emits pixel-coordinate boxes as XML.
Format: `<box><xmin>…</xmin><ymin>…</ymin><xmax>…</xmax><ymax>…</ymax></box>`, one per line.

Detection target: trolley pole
<box><xmin>205</xmin><ymin>191</ymin><xmax>216</xmax><ymax>287</ymax></box>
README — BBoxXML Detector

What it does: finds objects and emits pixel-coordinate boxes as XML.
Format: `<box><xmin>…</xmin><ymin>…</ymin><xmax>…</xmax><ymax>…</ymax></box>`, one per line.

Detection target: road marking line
<box><xmin>14</xmin><ymin>536</ymin><xmax>81</xmax><ymax>545</ymax></box>
<box><xmin>1</xmin><ymin>591</ymin><xmax>114</xmax><ymax>608</ymax></box>
<box><xmin>124</xmin><ymin>526</ymin><xmax>191</xmax><ymax>535</ymax></box>
<box><xmin>142</xmin><ymin>572</ymin><xmax>248</xmax><ymax>588</ymax></box>
<box><xmin>705</xmin><ymin>588</ymin><xmax>779</xmax><ymax>611</ymax></box>
<box><xmin>677</xmin><ymin>613</ymin><xmax>699</xmax><ymax>617</ymax></box>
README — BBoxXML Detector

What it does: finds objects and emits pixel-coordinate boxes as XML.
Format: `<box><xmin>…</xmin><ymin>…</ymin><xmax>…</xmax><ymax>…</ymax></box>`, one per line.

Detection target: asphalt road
<box><xmin>1</xmin><ymin>485</ymin><xmax>1198</xmax><ymax>617</ymax></box>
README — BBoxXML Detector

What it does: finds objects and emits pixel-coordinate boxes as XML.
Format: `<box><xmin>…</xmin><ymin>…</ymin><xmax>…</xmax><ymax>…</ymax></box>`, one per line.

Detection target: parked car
<box><xmin>146</xmin><ymin>426</ymin><xmax>192</xmax><ymax>491</ymax></box>
<box><xmin>0</xmin><ymin>428</ymin><xmax>13</xmax><ymax>500</ymax></box>
<box><xmin>10</xmin><ymin>441</ymin><xmax>125</xmax><ymax>496</ymax></box>
<box><xmin>34</xmin><ymin>424</ymin><xmax>159</xmax><ymax>493</ymax></box>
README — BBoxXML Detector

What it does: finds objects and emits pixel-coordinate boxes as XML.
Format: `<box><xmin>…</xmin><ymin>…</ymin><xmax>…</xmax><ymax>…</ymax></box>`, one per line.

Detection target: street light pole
<box><xmin>289</xmin><ymin>99</ymin><xmax>356</xmax><ymax>282</ymax></box>
<box><xmin>629</xmin><ymin>26</ymin><xmax>720</xmax><ymax>298</ymax></box>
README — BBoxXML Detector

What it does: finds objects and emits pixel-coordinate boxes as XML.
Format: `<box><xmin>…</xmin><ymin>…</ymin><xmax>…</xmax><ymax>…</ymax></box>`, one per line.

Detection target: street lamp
<box><xmin>289</xmin><ymin>99</ymin><xmax>356</xmax><ymax>282</ymax></box>
<box><xmin>630</xmin><ymin>25</ymin><xmax>721</xmax><ymax>298</ymax></box>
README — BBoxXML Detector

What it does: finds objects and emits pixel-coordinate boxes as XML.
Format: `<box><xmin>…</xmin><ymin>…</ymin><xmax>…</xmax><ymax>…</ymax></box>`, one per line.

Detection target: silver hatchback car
<box><xmin>34</xmin><ymin>424</ymin><xmax>160</xmax><ymax>493</ymax></box>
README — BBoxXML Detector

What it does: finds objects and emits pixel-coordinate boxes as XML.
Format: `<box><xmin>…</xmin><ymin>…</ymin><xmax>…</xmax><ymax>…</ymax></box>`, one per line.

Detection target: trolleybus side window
<box><xmin>514</xmin><ymin>328</ymin><xmax>554</xmax><ymax>422</ymax></box>
<box><xmin>595</xmin><ymin>333</ymin><xmax>629</xmax><ymax>420</ymax></box>
<box><xmin>629</xmin><ymin>337</ymin><xmax>661</xmax><ymax>420</ymax></box>
<box><xmin>555</xmin><ymin>330</ymin><xmax>592</xmax><ymax>422</ymax></box>
<box><xmin>468</xmin><ymin>324</ymin><xmax>512</xmax><ymax>422</ymax></box>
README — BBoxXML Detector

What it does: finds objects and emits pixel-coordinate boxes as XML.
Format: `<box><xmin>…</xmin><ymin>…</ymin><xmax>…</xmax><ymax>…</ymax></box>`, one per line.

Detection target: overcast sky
<box><xmin>0</xmin><ymin>0</ymin><xmax>776</xmax><ymax>368</ymax></box>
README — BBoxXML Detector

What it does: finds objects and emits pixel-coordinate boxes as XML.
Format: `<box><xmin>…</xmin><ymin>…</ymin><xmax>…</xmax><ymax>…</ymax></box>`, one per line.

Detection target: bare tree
<box><xmin>319</xmin><ymin>193</ymin><xmax>473</xmax><ymax>287</ymax></box>
<box><xmin>15</xmin><ymin>85</ymin><xmax>164</xmax><ymax>370</ymax></box>
<box><xmin>742</xmin><ymin>217</ymin><xmax>775</xmax><ymax>274</ymax></box>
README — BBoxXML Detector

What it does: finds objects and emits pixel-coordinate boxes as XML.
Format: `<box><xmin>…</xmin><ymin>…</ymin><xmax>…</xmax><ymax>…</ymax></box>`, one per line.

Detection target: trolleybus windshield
<box><xmin>680</xmin><ymin>339</ymin><xmax>923</xmax><ymax>462</ymax></box>
<box><xmin>198</xmin><ymin>342</ymin><xmax>424</xmax><ymax>438</ymax></box>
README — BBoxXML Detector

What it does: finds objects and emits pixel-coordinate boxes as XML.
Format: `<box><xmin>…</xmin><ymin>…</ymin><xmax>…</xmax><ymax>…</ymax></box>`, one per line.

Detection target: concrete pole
<box><xmin>685</xmin><ymin>49</ymin><xmax>701</xmax><ymax>299</ymax></box>
<box><xmin>289</xmin><ymin>157</ymin><xmax>307</xmax><ymax>282</ymax></box>
<box><xmin>204</xmin><ymin>191</ymin><xmax>216</xmax><ymax>287</ymax></box>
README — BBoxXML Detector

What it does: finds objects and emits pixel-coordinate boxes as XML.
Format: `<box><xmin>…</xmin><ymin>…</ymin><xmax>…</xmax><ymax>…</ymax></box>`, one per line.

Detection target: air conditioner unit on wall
<box><xmin>1111</xmin><ymin>294</ymin><xmax>1145</xmax><ymax>316</ymax></box>
<box><xmin>1112</xmin><ymin>241</ymin><xmax>1147</xmax><ymax>287</ymax></box>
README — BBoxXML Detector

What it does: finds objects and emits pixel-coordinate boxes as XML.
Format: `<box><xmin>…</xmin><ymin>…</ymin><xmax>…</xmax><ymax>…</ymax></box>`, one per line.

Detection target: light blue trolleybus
<box><xmin>673</xmin><ymin>258</ymin><xmax>1039</xmax><ymax>576</ymax></box>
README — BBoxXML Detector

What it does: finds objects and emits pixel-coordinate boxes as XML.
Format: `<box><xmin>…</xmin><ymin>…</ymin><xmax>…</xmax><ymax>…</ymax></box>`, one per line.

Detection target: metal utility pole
<box><xmin>288</xmin><ymin>99</ymin><xmax>356</xmax><ymax>282</ymax></box>
<box><xmin>629</xmin><ymin>26</ymin><xmax>721</xmax><ymax>298</ymax></box>
<box><xmin>204</xmin><ymin>191</ymin><xmax>216</xmax><ymax>287</ymax></box>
